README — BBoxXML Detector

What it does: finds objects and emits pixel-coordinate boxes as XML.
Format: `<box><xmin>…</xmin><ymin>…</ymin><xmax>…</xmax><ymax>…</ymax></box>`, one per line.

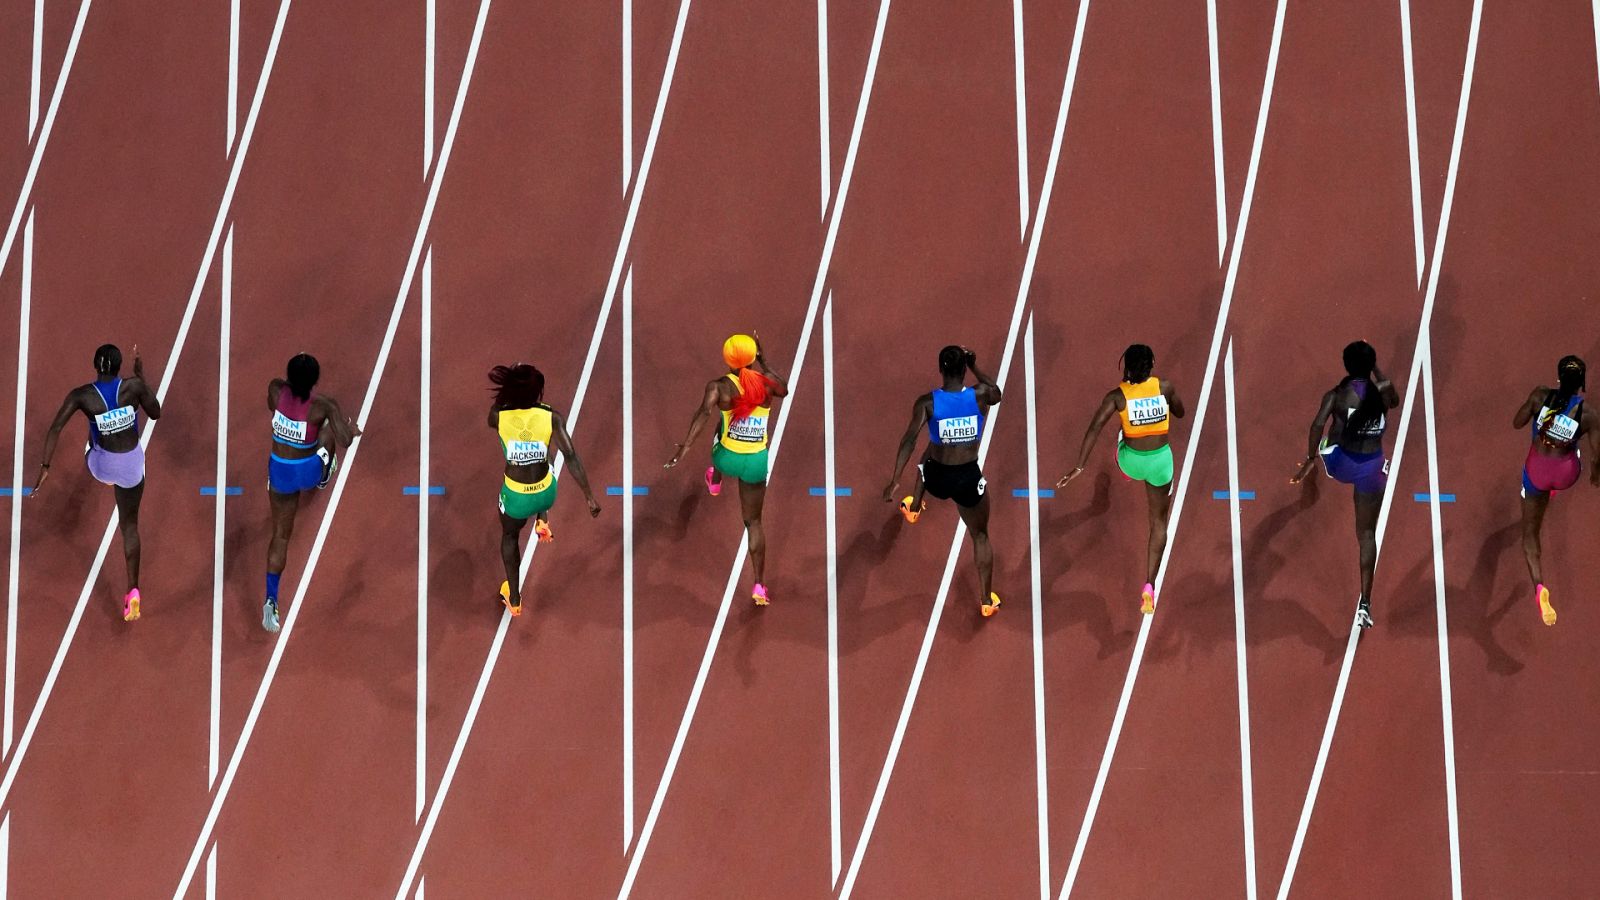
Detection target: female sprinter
<box><xmin>32</xmin><ymin>343</ymin><xmax>162</xmax><ymax>621</ymax></box>
<box><xmin>882</xmin><ymin>345</ymin><xmax>1005</xmax><ymax>616</ymax></box>
<box><xmin>263</xmin><ymin>353</ymin><xmax>360</xmax><ymax>633</ymax></box>
<box><xmin>1057</xmin><ymin>344</ymin><xmax>1185</xmax><ymax>615</ymax></box>
<box><xmin>1510</xmin><ymin>355</ymin><xmax>1599</xmax><ymax>626</ymax></box>
<box><xmin>664</xmin><ymin>333</ymin><xmax>788</xmax><ymax>605</ymax></box>
<box><xmin>489</xmin><ymin>363</ymin><xmax>601</xmax><ymax>616</ymax></box>
<box><xmin>1290</xmin><ymin>340</ymin><xmax>1399</xmax><ymax>629</ymax></box>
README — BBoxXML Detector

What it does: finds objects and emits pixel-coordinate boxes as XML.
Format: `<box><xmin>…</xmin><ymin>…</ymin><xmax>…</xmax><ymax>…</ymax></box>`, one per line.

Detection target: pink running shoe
<box><xmin>705</xmin><ymin>467</ymin><xmax>722</xmax><ymax>497</ymax></box>
<box><xmin>1139</xmin><ymin>583</ymin><xmax>1155</xmax><ymax>615</ymax></box>
<box><xmin>752</xmin><ymin>583</ymin><xmax>770</xmax><ymax>606</ymax></box>
<box><xmin>123</xmin><ymin>588</ymin><xmax>141</xmax><ymax>622</ymax></box>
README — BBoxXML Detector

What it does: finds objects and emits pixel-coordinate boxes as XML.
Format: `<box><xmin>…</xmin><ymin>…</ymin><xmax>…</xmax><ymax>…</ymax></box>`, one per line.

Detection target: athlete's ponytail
<box><xmin>1538</xmin><ymin>355</ymin><xmax>1586</xmax><ymax>438</ymax></box>
<box><xmin>722</xmin><ymin>334</ymin><xmax>771</xmax><ymax>422</ymax></box>
<box><xmin>286</xmin><ymin>353</ymin><xmax>320</xmax><ymax>401</ymax></box>
<box><xmin>1339</xmin><ymin>340</ymin><xmax>1385</xmax><ymax>438</ymax></box>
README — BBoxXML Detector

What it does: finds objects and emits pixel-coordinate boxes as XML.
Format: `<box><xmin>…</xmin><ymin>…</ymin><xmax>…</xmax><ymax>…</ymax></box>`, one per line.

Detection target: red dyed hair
<box><xmin>729</xmin><ymin>368</ymin><xmax>772</xmax><ymax>421</ymax></box>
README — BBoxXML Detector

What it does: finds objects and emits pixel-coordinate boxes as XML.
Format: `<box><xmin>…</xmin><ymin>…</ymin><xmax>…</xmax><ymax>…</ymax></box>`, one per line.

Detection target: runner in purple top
<box><xmin>32</xmin><ymin>344</ymin><xmax>162</xmax><ymax>622</ymax></box>
<box><xmin>1290</xmin><ymin>340</ymin><xmax>1399</xmax><ymax>630</ymax></box>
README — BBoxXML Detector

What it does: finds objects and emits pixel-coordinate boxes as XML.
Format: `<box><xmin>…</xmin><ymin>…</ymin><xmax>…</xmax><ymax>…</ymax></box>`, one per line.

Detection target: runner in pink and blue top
<box><xmin>32</xmin><ymin>344</ymin><xmax>162</xmax><ymax>622</ymax></box>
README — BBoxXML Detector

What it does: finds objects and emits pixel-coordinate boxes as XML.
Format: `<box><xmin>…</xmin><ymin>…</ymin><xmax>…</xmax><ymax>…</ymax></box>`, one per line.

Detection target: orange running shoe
<box><xmin>534</xmin><ymin>519</ymin><xmax>554</xmax><ymax>544</ymax></box>
<box><xmin>1140</xmin><ymin>582</ymin><xmax>1156</xmax><ymax>615</ymax></box>
<box><xmin>1537</xmin><ymin>583</ymin><xmax>1556</xmax><ymax>626</ymax></box>
<box><xmin>753</xmin><ymin>583</ymin><xmax>770</xmax><ymax>606</ymax></box>
<box><xmin>122</xmin><ymin>588</ymin><xmax>141</xmax><ymax>622</ymax></box>
<box><xmin>899</xmin><ymin>496</ymin><xmax>924</xmax><ymax>524</ymax></box>
<box><xmin>500</xmin><ymin>581</ymin><xmax>521</xmax><ymax>617</ymax></box>
<box><xmin>981</xmin><ymin>592</ymin><xmax>1002</xmax><ymax>617</ymax></box>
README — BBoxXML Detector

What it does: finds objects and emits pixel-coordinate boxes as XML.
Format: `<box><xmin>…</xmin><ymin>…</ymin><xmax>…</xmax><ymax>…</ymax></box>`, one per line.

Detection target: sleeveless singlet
<box><xmin>926</xmin><ymin>387</ymin><xmax>984</xmax><ymax>446</ymax></box>
<box><xmin>1117</xmin><ymin>377</ymin><xmax>1169</xmax><ymax>439</ymax></box>
<box><xmin>498</xmin><ymin>406</ymin><xmax>554</xmax><ymax>466</ymax></box>
<box><xmin>1343</xmin><ymin>379</ymin><xmax>1386</xmax><ymax>438</ymax></box>
<box><xmin>272</xmin><ymin>386</ymin><xmax>322</xmax><ymax>450</ymax></box>
<box><xmin>719</xmin><ymin>374</ymin><xmax>770</xmax><ymax>455</ymax></box>
<box><xmin>1533</xmin><ymin>391</ymin><xmax>1583</xmax><ymax>449</ymax></box>
<box><xmin>88</xmin><ymin>378</ymin><xmax>138</xmax><ymax>447</ymax></box>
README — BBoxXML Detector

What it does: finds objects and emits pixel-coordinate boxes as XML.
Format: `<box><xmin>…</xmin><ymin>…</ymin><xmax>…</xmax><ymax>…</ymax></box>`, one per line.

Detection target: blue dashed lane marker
<box><xmin>200</xmin><ymin>486</ymin><xmax>243</xmax><ymax>496</ymax></box>
<box><xmin>809</xmin><ymin>487</ymin><xmax>852</xmax><ymax>497</ymax></box>
<box><xmin>1414</xmin><ymin>493</ymin><xmax>1456</xmax><ymax>503</ymax></box>
<box><xmin>1012</xmin><ymin>488</ymin><xmax>1056</xmax><ymax>498</ymax></box>
<box><xmin>403</xmin><ymin>486</ymin><xmax>447</xmax><ymax>496</ymax></box>
<box><xmin>1212</xmin><ymin>490</ymin><xmax>1256</xmax><ymax>500</ymax></box>
<box><xmin>0</xmin><ymin>487</ymin><xmax>33</xmax><ymax>497</ymax></box>
<box><xmin>606</xmin><ymin>486</ymin><xmax>650</xmax><ymax>496</ymax></box>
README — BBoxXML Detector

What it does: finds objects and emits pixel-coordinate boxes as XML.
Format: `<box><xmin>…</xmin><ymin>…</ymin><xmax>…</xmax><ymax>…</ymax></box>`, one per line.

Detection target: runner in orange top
<box><xmin>1058</xmin><ymin>344</ymin><xmax>1185</xmax><ymax>614</ymax></box>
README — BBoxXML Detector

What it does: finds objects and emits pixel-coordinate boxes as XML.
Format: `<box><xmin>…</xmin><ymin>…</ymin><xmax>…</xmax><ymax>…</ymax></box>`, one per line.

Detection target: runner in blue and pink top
<box><xmin>1511</xmin><ymin>355</ymin><xmax>1599</xmax><ymax>627</ymax></box>
<box><xmin>32</xmin><ymin>343</ymin><xmax>162</xmax><ymax>621</ymax></box>
<box><xmin>262</xmin><ymin>353</ymin><xmax>361</xmax><ymax>633</ymax></box>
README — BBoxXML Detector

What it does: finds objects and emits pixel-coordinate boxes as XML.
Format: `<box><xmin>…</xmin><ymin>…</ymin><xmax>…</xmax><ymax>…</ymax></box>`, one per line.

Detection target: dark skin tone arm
<box><xmin>33</xmin><ymin>347</ymin><xmax>161</xmax><ymax>495</ymax></box>
<box><xmin>1291</xmin><ymin>364</ymin><xmax>1399</xmax><ymax>483</ymax></box>
<box><xmin>665</xmin><ymin>333</ymin><xmax>786</xmax><ymax>467</ymax></box>
<box><xmin>1514</xmin><ymin>387</ymin><xmax>1600</xmax><ymax>487</ymax></box>
<box><xmin>1511</xmin><ymin>386</ymin><xmax>1547</xmax><ymax>429</ymax></box>
<box><xmin>882</xmin><ymin>394</ymin><xmax>933</xmax><ymax>502</ymax></box>
<box><xmin>268</xmin><ymin>377</ymin><xmax>363</xmax><ymax>446</ymax></box>
<box><xmin>550</xmin><ymin>411</ymin><xmax>601</xmax><ymax>516</ymax></box>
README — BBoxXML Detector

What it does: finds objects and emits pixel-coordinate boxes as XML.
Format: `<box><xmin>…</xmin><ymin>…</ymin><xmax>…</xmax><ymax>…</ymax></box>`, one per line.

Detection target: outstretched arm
<box><xmin>1512</xmin><ymin>387</ymin><xmax>1544</xmax><ymax>429</ymax></box>
<box><xmin>551</xmin><ymin>412</ymin><xmax>601</xmax><ymax>516</ymax></box>
<box><xmin>1057</xmin><ymin>390</ymin><xmax>1118</xmax><ymax>487</ymax></box>
<box><xmin>1290</xmin><ymin>389</ymin><xmax>1337</xmax><ymax>483</ymax></box>
<box><xmin>665</xmin><ymin>380</ymin><xmax>722</xmax><ymax>468</ymax></box>
<box><xmin>966</xmin><ymin>349</ymin><xmax>1002</xmax><ymax>406</ymax></box>
<box><xmin>31</xmin><ymin>390</ymin><xmax>85</xmax><ymax>495</ymax></box>
<box><xmin>882</xmin><ymin>395</ymin><xmax>931</xmax><ymax>502</ymax></box>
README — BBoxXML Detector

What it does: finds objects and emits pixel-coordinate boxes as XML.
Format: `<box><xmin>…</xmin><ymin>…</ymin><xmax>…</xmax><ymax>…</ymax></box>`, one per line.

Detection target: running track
<box><xmin>0</xmin><ymin>1</ymin><xmax>1596</xmax><ymax>897</ymax></box>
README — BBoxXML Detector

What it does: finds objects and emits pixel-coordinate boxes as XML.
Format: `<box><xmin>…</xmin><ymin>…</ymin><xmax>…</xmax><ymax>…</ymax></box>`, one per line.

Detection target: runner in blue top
<box><xmin>883</xmin><ymin>345</ymin><xmax>1004</xmax><ymax>616</ymax></box>
<box><xmin>32</xmin><ymin>344</ymin><xmax>162</xmax><ymax>622</ymax></box>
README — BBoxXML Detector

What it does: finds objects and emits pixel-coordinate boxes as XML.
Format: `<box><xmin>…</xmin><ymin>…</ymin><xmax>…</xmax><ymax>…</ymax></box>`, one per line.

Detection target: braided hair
<box><xmin>1121</xmin><ymin>344</ymin><xmax>1154</xmax><ymax>384</ymax></box>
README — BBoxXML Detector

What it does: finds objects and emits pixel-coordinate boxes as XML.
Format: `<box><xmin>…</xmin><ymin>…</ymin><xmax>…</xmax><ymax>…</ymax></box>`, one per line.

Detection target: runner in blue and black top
<box><xmin>883</xmin><ymin>345</ymin><xmax>1005</xmax><ymax>617</ymax></box>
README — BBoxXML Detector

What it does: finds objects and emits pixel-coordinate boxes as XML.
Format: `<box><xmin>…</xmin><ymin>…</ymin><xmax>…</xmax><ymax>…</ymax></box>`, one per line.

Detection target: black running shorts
<box><xmin>919</xmin><ymin>458</ymin><xmax>986</xmax><ymax>508</ymax></box>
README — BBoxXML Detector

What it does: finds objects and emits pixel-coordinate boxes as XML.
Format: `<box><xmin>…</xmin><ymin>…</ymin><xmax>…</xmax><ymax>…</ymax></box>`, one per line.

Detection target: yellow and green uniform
<box><xmin>1115</xmin><ymin>377</ymin><xmax>1174</xmax><ymax>487</ymax></box>
<box><xmin>497</xmin><ymin>406</ymin><xmax>559</xmax><ymax>519</ymax></box>
<box><xmin>711</xmin><ymin>374</ymin><xmax>770</xmax><ymax>484</ymax></box>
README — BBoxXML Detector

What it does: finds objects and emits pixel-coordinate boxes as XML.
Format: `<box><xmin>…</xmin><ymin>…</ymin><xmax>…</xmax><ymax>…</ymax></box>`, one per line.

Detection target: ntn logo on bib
<box><xmin>1541</xmin><ymin>411</ymin><xmax>1579</xmax><ymax>444</ymax></box>
<box><xmin>727</xmin><ymin>415</ymin><xmax>767</xmax><ymax>442</ymax></box>
<box><xmin>507</xmin><ymin>439</ymin><xmax>548</xmax><ymax>465</ymax></box>
<box><xmin>1127</xmin><ymin>396</ymin><xmax>1167</xmax><ymax>426</ymax></box>
<box><xmin>95</xmin><ymin>406</ymin><xmax>136</xmax><ymax>434</ymax></box>
<box><xmin>937</xmin><ymin>414</ymin><xmax>980</xmax><ymax>443</ymax></box>
<box><xmin>272</xmin><ymin>411</ymin><xmax>309</xmax><ymax>444</ymax></box>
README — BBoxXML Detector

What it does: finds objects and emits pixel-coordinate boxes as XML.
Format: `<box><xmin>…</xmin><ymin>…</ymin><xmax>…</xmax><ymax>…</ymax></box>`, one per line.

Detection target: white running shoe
<box><xmin>1355</xmin><ymin>598</ymin><xmax>1373</xmax><ymax>630</ymax></box>
<box><xmin>263</xmin><ymin>598</ymin><xmax>281</xmax><ymax>633</ymax></box>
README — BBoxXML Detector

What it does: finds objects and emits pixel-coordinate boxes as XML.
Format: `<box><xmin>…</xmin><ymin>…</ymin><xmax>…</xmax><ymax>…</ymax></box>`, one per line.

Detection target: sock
<box><xmin>267</xmin><ymin>572</ymin><xmax>281</xmax><ymax>601</ymax></box>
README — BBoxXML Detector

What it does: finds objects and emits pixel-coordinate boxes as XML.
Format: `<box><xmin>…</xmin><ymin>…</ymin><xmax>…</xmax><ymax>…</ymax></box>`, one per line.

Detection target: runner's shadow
<box><xmin>1144</xmin><ymin>569</ymin><xmax>1232</xmax><ymax>664</ymax></box>
<box><xmin>1451</xmin><ymin>520</ymin><xmax>1524</xmax><ymax>675</ymax></box>
<box><xmin>1244</xmin><ymin>481</ymin><xmax>1343</xmax><ymax>661</ymax></box>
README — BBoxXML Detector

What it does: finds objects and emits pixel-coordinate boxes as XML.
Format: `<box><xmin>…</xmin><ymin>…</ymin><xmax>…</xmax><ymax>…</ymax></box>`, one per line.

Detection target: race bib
<box><xmin>1127</xmin><ymin>395</ymin><xmax>1168</xmax><ymax>427</ymax></box>
<box><xmin>272</xmin><ymin>410</ymin><xmax>309</xmax><ymax>444</ymax></box>
<box><xmin>936</xmin><ymin>414</ymin><xmax>980</xmax><ymax>443</ymax></box>
<box><xmin>727</xmin><ymin>415</ymin><xmax>767</xmax><ymax>443</ymax></box>
<box><xmin>1346</xmin><ymin>408</ymin><xmax>1385</xmax><ymax>436</ymax></box>
<box><xmin>1542</xmin><ymin>410</ymin><xmax>1579</xmax><ymax>443</ymax></box>
<box><xmin>94</xmin><ymin>405</ymin><xmax>136</xmax><ymax>435</ymax></box>
<box><xmin>506</xmin><ymin>439</ymin><xmax>548</xmax><ymax>465</ymax></box>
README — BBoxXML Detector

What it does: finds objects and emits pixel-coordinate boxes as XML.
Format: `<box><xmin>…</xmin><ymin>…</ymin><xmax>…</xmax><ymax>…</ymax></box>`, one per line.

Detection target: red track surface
<box><xmin>0</xmin><ymin>1</ymin><xmax>1597</xmax><ymax>897</ymax></box>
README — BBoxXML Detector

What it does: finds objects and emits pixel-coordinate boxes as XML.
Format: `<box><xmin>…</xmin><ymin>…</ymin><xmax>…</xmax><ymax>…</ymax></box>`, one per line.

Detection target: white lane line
<box><xmin>840</xmin><ymin>1</ymin><xmax>1096</xmax><ymax>893</ymax></box>
<box><xmin>425</xmin><ymin>0</ymin><xmax>436</xmax><ymax>174</ymax></box>
<box><xmin>1399</xmin><ymin>0</ymin><xmax>1424</xmax><ymax>285</ymax></box>
<box><xmin>1593</xmin><ymin>1</ymin><xmax>1600</xmax><ymax>101</ymax></box>
<box><xmin>1012</xmin><ymin>0</ymin><xmax>1029</xmax><ymax>239</ymax></box>
<box><xmin>621</xmin><ymin>267</ymin><xmax>635</xmax><ymax>853</ymax></box>
<box><xmin>212</xmin><ymin>227</ymin><xmax>233</xmax><ymax>789</ymax></box>
<box><xmin>823</xmin><ymin>292</ymin><xmax>841</xmax><ymax>887</ymax></box>
<box><xmin>619</xmin><ymin>3</ymin><xmax>894</xmax><ymax>895</ymax></box>
<box><xmin>1025</xmin><ymin>316</ymin><xmax>1049</xmax><ymax>900</ymax></box>
<box><xmin>417</xmin><ymin>248</ymin><xmax>433</xmax><ymax>823</ymax></box>
<box><xmin>172</xmin><ymin>2</ymin><xmax>494</xmax><ymax>895</ymax></box>
<box><xmin>1</xmin><ymin>0</ymin><xmax>91</xmax><ymax>278</ymax></box>
<box><xmin>818</xmin><ymin>0</ymin><xmax>831</xmax><ymax>216</ymax></box>
<box><xmin>1058</xmin><ymin>0</ymin><xmax>1289</xmax><ymax>894</ymax></box>
<box><xmin>394</xmin><ymin>0</ymin><xmax>698</xmax><ymax>892</ymax></box>
<box><xmin>623</xmin><ymin>0</ymin><xmax>634</xmax><ymax>192</ymax></box>
<box><xmin>1421</xmin><ymin>343</ymin><xmax>1462</xmax><ymax>899</ymax></box>
<box><xmin>0</xmin><ymin>811</ymin><xmax>8</xmax><ymax>899</ymax></box>
<box><xmin>204</xmin><ymin>843</ymin><xmax>216</xmax><ymax>900</ymax></box>
<box><xmin>30</xmin><ymin>0</ymin><xmax>43</xmax><ymax>135</ymax></box>
<box><xmin>1224</xmin><ymin>341</ymin><xmax>1257</xmax><ymax>900</ymax></box>
<box><xmin>0</xmin><ymin>0</ymin><xmax>293</xmax><ymax>818</ymax></box>
<box><xmin>1206</xmin><ymin>0</ymin><xmax>1226</xmax><ymax>263</ymax></box>
<box><xmin>5</xmin><ymin>212</ymin><xmax>32</xmax><ymax>756</ymax></box>
<box><xmin>1275</xmin><ymin>1</ymin><xmax>1483</xmax><ymax>893</ymax></box>
<box><xmin>229</xmin><ymin>0</ymin><xmax>240</xmax><ymax>150</ymax></box>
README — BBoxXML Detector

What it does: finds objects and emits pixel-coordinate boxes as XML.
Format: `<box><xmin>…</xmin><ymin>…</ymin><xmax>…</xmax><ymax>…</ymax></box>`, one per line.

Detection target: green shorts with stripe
<box><xmin>499</xmin><ymin>473</ymin><xmax>557</xmax><ymax>520</ymax></box>
<box><xmin>1116</xmin><ymin>441</ymin><xmax>1173</xmax><ymax>487</ymax></box>
<box><xmin>711</xmin><ymin>443</ymin><xmax>769</xmax><ymax>484</ymax></box>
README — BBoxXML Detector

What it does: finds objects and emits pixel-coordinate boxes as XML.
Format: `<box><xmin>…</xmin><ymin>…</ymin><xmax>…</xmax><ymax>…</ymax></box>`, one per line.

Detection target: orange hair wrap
<box><xmin>722</xmin><ymin>334</ymin><xmax>770</xmax><ymax>421</ymax></box>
